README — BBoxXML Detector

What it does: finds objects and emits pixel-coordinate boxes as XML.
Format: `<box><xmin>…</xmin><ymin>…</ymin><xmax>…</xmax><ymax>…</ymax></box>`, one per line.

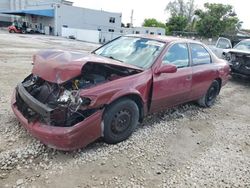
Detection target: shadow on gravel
<box><xmin>0</xmin><ymin>101</ymin><xmax>209</xmax><ymax>172</ymax></box>
<box><xmin>230</xmin><ymin>77</ymin><xmax>250</xmax><ymax>88</ymax></box>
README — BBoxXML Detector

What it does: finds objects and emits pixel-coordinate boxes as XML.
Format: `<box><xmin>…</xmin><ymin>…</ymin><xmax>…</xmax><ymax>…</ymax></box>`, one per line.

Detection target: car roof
<box><xmin>126</xmin><ymin>34</ymin><xmax>200</xmax><ymax>44</ymax></box>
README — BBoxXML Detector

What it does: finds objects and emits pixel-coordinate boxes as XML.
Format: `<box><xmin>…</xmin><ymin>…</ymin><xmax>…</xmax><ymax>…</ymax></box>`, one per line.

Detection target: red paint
<box><xmin>8</xmin><ymin>25</ymin><xmax>22</xmax><ymax>33</ymax></box>
<box><xmin>12</xmin><ymin>36</ymin><xmax>230</xmax><ymax>150</ymax></box>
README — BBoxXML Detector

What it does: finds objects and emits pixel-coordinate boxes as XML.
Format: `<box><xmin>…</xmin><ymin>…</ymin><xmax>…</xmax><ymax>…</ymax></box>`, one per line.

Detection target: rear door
<box><xmin>150</xmin><ymin>43</ymin><xmax>192</xmax><ymax>113</ymax></box>
<box><xmin>189</xmin><ymin>43</ymin><xmax>217</xmax><ymax>100</ymax></box>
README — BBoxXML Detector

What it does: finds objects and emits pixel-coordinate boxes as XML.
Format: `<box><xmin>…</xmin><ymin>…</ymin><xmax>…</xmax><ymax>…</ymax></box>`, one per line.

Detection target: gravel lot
<box><xmin>0</xmin><ymin>32</ymin><xmax>249</xmax><ymax>188</ymax></box>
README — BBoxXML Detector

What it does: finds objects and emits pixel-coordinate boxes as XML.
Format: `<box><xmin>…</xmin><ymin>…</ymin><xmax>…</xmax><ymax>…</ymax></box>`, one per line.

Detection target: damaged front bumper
<box><xmin>11</xmin><ymin>86</ymin><xmax>103</xmax><ymax>151</ymax></box>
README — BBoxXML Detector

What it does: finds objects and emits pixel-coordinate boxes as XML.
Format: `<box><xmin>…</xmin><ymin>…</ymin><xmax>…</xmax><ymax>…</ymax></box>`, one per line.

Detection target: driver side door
<box><xmin>150</xmin><ymin>43</ymin><xmax>192</xmax><ymax>113</ymax></box>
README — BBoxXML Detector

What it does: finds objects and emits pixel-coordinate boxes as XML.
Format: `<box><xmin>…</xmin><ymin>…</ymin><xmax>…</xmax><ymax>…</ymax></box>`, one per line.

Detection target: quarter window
<box><xmin>190</xmin><ymin>43</ymin><xmax>211</xmax><ymax>65</ymax></box>
<box><xmin>162</xmin><ymin>43</ymin><xmax>189</xmax><ymax>68</ymax></box>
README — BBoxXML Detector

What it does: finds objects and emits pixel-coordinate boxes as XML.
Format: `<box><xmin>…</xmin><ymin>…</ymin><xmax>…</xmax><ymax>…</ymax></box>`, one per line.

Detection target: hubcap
<box><xmin>111</xmin><ymin>109</ymin><xmax>131</xmax><ymax>134</ymax></box>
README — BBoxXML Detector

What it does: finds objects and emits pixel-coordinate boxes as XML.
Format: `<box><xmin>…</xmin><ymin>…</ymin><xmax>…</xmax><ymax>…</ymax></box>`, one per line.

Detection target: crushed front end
<box><xmin>224</xmin><ymin>52</ymin><xmax>250</xmax><ymax>78</ymax></box>
<box><xmin>11</xmin><ymin>74</ymin><xmax>103</xmax><ymax>150</ymax></box>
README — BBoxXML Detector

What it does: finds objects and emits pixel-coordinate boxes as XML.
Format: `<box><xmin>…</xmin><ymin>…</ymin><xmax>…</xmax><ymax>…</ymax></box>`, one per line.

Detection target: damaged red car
<box><xmin>11</xmin><ymin>35</ymin><xmax>230</xmax><ymax>150</ymax></box>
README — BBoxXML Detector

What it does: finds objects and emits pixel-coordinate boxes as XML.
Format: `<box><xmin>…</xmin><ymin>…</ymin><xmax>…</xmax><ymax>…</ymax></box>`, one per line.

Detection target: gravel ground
<box><xmin>0</xmin><ymin>32</ymin><xmax>249</xmax><ymax>188</ymax></box>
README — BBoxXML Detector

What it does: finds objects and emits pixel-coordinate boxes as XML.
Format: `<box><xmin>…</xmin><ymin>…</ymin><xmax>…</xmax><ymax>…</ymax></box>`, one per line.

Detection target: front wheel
<box><xmin>103</xmin><ymin>98</ymin><xmax>139</xmax><ymax>144</ymax></box>
<box><xmin>9</xmin><ymin>30</ymin><xmax>15</xmax><ymax>33</ymax></box>
<box><xmin>198</xmin><ymin>80</ymin><xmax>220</xmax><ymax>107</ymax></box>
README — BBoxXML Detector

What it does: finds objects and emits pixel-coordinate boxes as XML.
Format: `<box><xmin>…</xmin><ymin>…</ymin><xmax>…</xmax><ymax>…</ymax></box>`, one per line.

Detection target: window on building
<box><xmin>190</xmin><ymin>43</ymin><xmax>211</xmax><ymax>66</ymax></box>
<box><xmin>120</xmin><ymin>30</ymin><xmax>123</xmax><ymax>33</ymax></box>
<box><xmin>108</xmin><ymin>29</ymin><xmax>114</xmax><ymax>32</ymax></box>
<box><xmin>135</xmin><ymin>31</ymin><xmax>140</xmax><ymax>34</ymax></box>
<box><xmin>162</xmin><ymin>43</ymin><xmax>189</xmax><ymax>68</ymax></box>
<box><xmin>146</xmin><ymin>30</ymin><xmax>149</xmax><ymax>34</ymax></box>
<box><xmin>109</xmin><ymin>17</ymin><xmax>116</xmax><ymax>23</ymax></box>
<box><xmin>98</xmin><ymin>28</ymin><xmax>101</xmax><ymax>31</ymax></box>
<box><xmin>150</xmin><ymin>32</ymin><xmax>154</xmax><ymax>35</ymax></box>
<box><xmin>158</xmin><ymin>33</ymin><xmax>162</xmax><ymax>35</ymax></box>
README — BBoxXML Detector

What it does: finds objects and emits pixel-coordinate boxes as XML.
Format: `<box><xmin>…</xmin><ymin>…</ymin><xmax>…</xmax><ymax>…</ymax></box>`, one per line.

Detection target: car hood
<box><xmin>32</xmin><ymin>50</ymin><xmax>143</xmax><ymax>84</ymax></box>
<box><xmin>223</xmin><ymin>48</ymin><xmax>250</xmax><ymax>55</ymax></box>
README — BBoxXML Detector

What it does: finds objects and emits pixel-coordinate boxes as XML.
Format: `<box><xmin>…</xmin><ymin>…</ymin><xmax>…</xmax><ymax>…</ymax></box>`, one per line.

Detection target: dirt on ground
<box><xmin>0</xmin><ymin>32</ymin><xmax>249</xmax><ymax>188</ymax></box>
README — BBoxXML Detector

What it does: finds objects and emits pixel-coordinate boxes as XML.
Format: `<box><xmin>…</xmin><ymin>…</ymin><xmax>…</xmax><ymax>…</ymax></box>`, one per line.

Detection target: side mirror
<box><xmin>155</xmin><ymin>64</ymin><xmax>177</xmax><ymax>74</ymax></box>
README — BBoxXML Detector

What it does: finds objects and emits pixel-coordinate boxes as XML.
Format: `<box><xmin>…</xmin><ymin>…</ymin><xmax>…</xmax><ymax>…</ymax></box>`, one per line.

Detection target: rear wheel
<box><xmin>198</xmin><ymin>80</ymin><xmax>220</xmax><ymax>107</ymax></box>
<box><xmin>103</xmin><ymin>98</ymin><xmax>139</xmax><ymax>144</ymax></box>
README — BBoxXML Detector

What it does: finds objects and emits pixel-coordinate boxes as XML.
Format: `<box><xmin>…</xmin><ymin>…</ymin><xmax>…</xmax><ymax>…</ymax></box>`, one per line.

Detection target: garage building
<box><xmin>0</xmin><ymin>0</ymin><xmax>122</xmax><ymax>36</ymax></box>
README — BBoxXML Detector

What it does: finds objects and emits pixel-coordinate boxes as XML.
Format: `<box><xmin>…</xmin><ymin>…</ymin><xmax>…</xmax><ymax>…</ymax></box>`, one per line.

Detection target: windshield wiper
<box><xmin>102</xmin><ymin>55</ymin><xmax>123</xmax><ymax>63</ymax></box>
<box><xmin>107</xmin><ymin>56</ymin><xmax>124</xmax><ymax>63</ymax></box>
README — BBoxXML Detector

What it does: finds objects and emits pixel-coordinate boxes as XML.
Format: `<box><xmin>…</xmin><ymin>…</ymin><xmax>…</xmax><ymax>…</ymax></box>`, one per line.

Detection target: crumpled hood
<box><xmin>223</xmin><ymin>48</ymin><xmax>250</xmax><ymax>55</ymax></box>
<box><xmin>32</xmin><ymin>50</ymin><xmax>142</xmax><ymax>84</ymax></box>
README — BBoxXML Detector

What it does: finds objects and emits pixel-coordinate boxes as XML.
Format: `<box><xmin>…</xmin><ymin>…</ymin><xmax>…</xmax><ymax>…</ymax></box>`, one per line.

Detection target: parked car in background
<box><xmin>209</xmin><ymin>37</ymin><xmax>232</xmax><ymax>58</ymax></box>
<box><xmin>222</xmin><ymin>39</ymin><xmax>250</xmax><ymax>78</ymax></box>
<box><xmin>11</xmin><ymin>35</ymin><xmax>230</xmax><ymax>150</ymax></box>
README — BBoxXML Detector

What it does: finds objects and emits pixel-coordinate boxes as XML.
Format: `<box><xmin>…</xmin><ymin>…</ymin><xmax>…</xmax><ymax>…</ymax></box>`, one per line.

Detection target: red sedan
<box><xmin>11</xmin><ymin>35</ymin><xmax>230</xmax><ymax>150</ymax></box>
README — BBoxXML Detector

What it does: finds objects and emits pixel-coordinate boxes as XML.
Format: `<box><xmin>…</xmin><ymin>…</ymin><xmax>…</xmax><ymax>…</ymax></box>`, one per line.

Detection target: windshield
<box><xmin>233</xmin><ymin>40</ymin><xmax>250</xmax><ymax>51</ymax></box>
<box><xmin>94</xmin><ymin>36</ymin><xmax>165</xmax><ymax>69</ymax></box>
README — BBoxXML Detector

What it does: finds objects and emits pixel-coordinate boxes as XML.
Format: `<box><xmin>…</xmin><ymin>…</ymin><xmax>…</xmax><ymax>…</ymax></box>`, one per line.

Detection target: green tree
<box><xmin>166</xmin><ymin>16</ymin><xmax>188</xmax><ymax>32</ymax></box>
<box><xmin>143</xmin><ymin>18</ymin><xmax>166</xmax><ymax>28</ymax></box>
<box><xmin>166</xmin><ymin>0</ymin><xmax>196</xmax><ymax>23</ymax></box>
<box><xmin>143</xmin><ymin>18</ymin><xmax>169</xmax><ymax>34</ymax></box>
<box><xmin>195</xmin><ymin>3</ymin><xmax>239</xmax><ymax>37</ymax></box>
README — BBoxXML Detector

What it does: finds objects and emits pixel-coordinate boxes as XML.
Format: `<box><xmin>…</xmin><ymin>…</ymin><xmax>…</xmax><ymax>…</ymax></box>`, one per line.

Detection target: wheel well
<box><xmin>215</xmin><ymin>78</ymin><xmax>222</xmax><ymax>91</ymax></box>
<box><xmin>105</xmin><ymin>94</ymin><xmax>144</xmax><ymax>123</ymax></box>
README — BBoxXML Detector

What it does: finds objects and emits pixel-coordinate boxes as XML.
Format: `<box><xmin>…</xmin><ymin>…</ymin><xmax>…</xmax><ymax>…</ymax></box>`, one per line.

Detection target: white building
<box><xmin>0</xmin><ymin>0</ymin><xmax>165</xmax><ymax>43</ymax></box>
<box><xmin>0</xmin><ymin>0</ymin><xmax>122</xmax><ymax>36</ymax></box>
<box><xmin>122</xmin><ymin>27</ymin><xmax>165</xmax><ymax>36</ymax></box>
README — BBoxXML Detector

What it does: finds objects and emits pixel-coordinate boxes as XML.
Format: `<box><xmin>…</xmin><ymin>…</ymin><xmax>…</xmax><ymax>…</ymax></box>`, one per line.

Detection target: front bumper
<box><xmin>11</xmin><ymin>88</ymin><xmax>103</xmax><ymax>151</ymax></box>
<box><xmin>229</xmin><ymin>62</ymin><xmax>250</xmax><ymax>78</ymax></box>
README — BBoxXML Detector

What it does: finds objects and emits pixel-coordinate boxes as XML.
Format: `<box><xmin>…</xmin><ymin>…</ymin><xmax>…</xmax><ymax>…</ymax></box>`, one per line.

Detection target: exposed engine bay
<box><xmin>15</xmin><ymin>62</ymin><xmax>141</xmax><ymax>127</ymax></box>
<box><xmin>224</xmin><ymin>52</ymin><xmax>250</xmax><ymax>76</ymax></box>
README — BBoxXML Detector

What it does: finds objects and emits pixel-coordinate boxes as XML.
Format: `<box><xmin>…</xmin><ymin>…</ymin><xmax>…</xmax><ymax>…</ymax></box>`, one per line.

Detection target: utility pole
<box><xmin>130</xmin><ymin>9</ymin><xmax>134</xmax><ymax>28</ymax></box>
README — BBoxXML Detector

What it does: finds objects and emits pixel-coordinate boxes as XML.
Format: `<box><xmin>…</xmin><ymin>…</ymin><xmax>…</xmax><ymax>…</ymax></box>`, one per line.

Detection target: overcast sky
<box><xmin>72</xmin><ymin>0</ymin><xmax>249</xmax><ymax>29</ymax></box>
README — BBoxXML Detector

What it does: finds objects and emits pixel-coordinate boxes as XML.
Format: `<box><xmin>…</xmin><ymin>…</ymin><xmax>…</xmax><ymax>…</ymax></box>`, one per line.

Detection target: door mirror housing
<box><xmin>155</xmin><ymin>64</ymin><xmax>177</xmax><ymax>74</ymax></box>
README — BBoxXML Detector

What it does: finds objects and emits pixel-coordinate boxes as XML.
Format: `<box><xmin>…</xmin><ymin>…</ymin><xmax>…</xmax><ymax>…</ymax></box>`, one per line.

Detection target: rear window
<box><xmin>190</xmin><ymin>43</ymin><xmax>211</xmax><ymax>66</ymax></box>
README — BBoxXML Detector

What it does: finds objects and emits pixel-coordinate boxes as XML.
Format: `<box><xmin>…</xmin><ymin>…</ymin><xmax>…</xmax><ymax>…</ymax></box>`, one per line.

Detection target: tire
<box><xmin>21</xmin><ymin>30</ymin><xmax>26</xmax><ymax>34</ymax></box>
<box><xmin>198</xmin><ymin>80</ymin><xmax>220</xmax><ymax>107</ymax></box>
<box><xmin>9</xmin><ymin>30</ymin><xmax>15</xmax><ymax>33</ymax></box>
<box><xmin>103</xmin><ymin>98</ymin><xmax>139</xmax><ymax>144</ymax></box>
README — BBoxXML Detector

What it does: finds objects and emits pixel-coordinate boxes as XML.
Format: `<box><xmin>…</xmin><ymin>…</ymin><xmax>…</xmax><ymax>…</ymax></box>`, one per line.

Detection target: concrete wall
<box><xmin>62</xmin><ymin>27</ymin><xmax>100</xmax><ymax>43</ymax></box>
<box><xmin>122</xmin><ymin>27</ymin><xmax>166</xmax><ymax>35</ymax></box>
<box><xmin>56</xmin><ymin>4</ymin><xmax>122</xmax><ymax>36</ymax></box>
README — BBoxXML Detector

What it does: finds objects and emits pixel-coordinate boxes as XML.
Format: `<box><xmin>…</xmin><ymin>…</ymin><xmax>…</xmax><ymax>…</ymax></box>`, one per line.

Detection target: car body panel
<box><xmin>151</xmin><ymin>67</ymin><xmax>192</xmax><ymax>112</ymax></box>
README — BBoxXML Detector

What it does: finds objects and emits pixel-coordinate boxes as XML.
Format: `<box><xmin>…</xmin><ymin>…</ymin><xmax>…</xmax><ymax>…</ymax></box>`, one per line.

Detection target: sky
<box><xmin>72</xmin><ymin>0</ymin><xmax>250</xmax><ymax>29</ymax></box>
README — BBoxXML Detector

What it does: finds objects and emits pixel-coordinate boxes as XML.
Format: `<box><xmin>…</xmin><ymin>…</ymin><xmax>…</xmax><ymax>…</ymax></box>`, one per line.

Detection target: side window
<box><xmin>216</xmin><ymin>37</ymin><xmax>232</xmax><ymax>49</ymax></box>
<box><xmin>162</xmin><ymin>43</ymin><xmax>189</xmax><ymax>68</ymax></box>
<box><xmin>190</xmin><ymin>43</ymin><xmax>211</xmax><ymax>66</ymax></box>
